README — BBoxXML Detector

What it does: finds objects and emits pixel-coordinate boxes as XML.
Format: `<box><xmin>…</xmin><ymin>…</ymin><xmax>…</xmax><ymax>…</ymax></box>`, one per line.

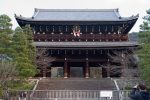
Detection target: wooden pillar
<box><xmin>43</xmin><ymin>66</ymin><xmax>46</xmax><ymax>78</ymax></box>
<box><xmin>86</xmin><ymin>25</ymin><xmax>88</xmax><ymax>33</ymax></box>
<box><xmin>85</xmin><ymin>59</ymin><xmax>89</xmax><ymax>78</ymax></box>
<box><xmin>106</xmin><ymin>50</ymin><xmax>110</xmax><ymax>78</ymax></box>
<box><xmin>64</xmin><ymin>51</ymin><xmax>68</xmax><ymax>78</ymax></box>
<box><xmin>107</xmin><ymin>58</ymin><xmax>110</xmax><ymax>78</ymax></box>
<box><xmin>121</xmin><ymin>51</ymin><xmax>126</xmax><ymax>77</ymax></box>
<box><xmin>85</xmin><ymin>52</ymin><xmax>89</xmax><ymax>78</ymax></box>
<box><xmin>43</xmin><ymin>59</ymin><xmax>47</xmax><ymax>78</ymax></box>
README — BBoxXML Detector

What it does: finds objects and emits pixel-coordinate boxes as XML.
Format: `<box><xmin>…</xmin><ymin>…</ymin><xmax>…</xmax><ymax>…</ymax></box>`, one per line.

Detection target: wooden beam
<box><xmin>55</xmin><ymin>58</ymin><xmax>107</xmax><ymax>62</ymax></box>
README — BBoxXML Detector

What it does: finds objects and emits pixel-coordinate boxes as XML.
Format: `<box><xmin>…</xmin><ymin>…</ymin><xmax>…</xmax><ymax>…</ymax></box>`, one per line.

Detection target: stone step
<box><xmin>36</xmin><ymin>78</ymin><xmax>116</xmax><ymax>90</ymax></box>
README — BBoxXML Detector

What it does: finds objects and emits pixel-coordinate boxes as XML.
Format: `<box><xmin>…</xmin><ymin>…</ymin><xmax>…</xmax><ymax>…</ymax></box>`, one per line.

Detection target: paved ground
<box><xmin>36</xmin><ymin>78</ymin><xmax>116</xmax><ymax>90</ymax></box>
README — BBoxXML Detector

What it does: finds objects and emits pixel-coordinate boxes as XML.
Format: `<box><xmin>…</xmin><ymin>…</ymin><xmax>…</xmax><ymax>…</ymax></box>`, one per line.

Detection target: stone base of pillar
<box><xmin>64</xmin><ymin>73</ymin><xmax>68</xmax><ymax>78</ymax></box>
<box><xmin>85</xmin><ymin>73</ymin><xmax>89</xmax><ymax>78</ymax></box>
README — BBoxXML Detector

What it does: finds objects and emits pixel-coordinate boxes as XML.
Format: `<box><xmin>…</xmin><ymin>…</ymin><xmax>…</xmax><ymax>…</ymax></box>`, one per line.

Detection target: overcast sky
<box><xmin>0</xmin><ymin>0</ymin><xmax>150</xmax><ymax>32</ymax></box>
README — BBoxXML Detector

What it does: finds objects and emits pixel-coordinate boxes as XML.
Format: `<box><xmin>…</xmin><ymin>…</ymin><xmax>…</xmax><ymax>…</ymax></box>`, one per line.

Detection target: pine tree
<box><xmin>0</xmin><ymin>14</ymin><xmax>13</xmax><ymax>55</ymax></box>
<box><xmin>0</xmin><ymin>14</ymin><xmax>17</xmax><ymax>98</ymax></box>
<box><xmin>12</xmin><ymin>26</ymin><xmax>37</xmax><ymax>78</ymax></box>
<box><xmin>138</xmin><ymin>9</ymin><xmax>150</xmax><ymax>85</ymax></box>
<box><xmin>140</xmin><ymin>9</ymin><xmax>150</xmax><ymax>31</ymax></box>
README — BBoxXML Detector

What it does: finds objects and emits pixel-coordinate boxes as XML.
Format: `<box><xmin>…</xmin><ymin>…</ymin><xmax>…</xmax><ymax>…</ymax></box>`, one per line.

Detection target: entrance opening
<box><xmin>49</xmin><ymin>62</ymin><xmax>107</xmax><ymax>78</ymax></box>
<box><xmin>90</xmin><ymin>67</ymin><xmax>102</xmax><ymax>78</ymax></box>
<box><xmin>69</xmin><ymin>62</ymin><xmax>84</xmax><ymax>77</ymax></box>
<box><xmin>51</xmin><ymin>67</ymin><xmax>63</xmax><ymax>78</ymax></box>
<box><xmin>70</xmin><ymin>67</ymin><xmax>83</xmax><ymax>77</ymax></box>
<box><xmin>50</xmin><ymin>62</ymin><xmax>64</xmax><ymax>78</ymax></box>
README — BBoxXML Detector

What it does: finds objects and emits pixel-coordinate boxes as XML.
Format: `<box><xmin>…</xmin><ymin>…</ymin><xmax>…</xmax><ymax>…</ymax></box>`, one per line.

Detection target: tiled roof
<box><xmin>33</xmin><ymin>42</ymin><xmax>138</xmax><ymax>48</ymax></box>
<box><xmin>15</xmin><ymin>8</ymin><xmax>138</xmax><ymax>21</ymax></box>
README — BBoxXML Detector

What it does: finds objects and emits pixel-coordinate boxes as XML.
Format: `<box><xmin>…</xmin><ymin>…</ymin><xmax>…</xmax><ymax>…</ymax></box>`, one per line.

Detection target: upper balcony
<box><xmin>33</xmin><ymin>34</ymin><xmax>128</xmax><ymax>42</ymax></box>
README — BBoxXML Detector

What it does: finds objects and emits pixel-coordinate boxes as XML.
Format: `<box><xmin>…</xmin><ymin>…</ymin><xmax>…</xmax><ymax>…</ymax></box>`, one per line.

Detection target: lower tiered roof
<box><xmin>33</xmin><ymin>41</ymin><xmax>138</xmax><ymax>49</ymax></box>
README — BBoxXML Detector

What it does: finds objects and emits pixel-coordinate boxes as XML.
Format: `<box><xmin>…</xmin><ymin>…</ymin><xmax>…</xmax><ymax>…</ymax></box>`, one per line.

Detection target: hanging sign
<box><xmin>72</xmin><ymin>25</ymin><xmax>80</xmax><ymax>37</ymax></box>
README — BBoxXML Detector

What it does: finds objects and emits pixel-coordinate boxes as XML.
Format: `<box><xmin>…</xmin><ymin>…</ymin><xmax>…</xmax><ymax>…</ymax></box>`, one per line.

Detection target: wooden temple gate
<box><xmin>15</xmin><ymin>8</ymin><xmax>139</xmax><ymax>79</ymax></box>
<box><xmin>36</xmin><ymin>48</ymin><xmax>133</xmax><ymax>78</ymax></box>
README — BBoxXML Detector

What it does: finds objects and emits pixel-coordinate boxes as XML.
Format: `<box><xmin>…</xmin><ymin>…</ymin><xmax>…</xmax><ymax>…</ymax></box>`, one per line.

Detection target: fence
<box><xmin>7</xmin><ymin>90</ymin><xmax>131</xmax><ymax>100</ymax></box>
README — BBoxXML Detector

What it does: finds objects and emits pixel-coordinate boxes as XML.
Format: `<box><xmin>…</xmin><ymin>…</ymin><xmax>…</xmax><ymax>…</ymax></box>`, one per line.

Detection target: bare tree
<box><xmin>0</xmin><ymin>60</ymin><xmax>18</xmax><ymax>99</ymax></box>
<box><xmin>108</xmin><ymin>50</ymin><xmax>140</xmax><ymax>90</ymax></box>
<box><xmin>36</xmin><ymin>48</ymin><xmax>56</xmax><ymax>66</ymax></box>
<box><xmin>36</xmin><ymin>48</ymin><xmax>56</xmax><ymax>77</ymax></box>
<box><xmin>107</xmin><ymin>51</ymin><xmax>124</xmax><ymax>64</ymax></box>
<box><xmin>106</xmin><ymin>51</ymin><xmax>124</xmax><ymax>77</ymax></box>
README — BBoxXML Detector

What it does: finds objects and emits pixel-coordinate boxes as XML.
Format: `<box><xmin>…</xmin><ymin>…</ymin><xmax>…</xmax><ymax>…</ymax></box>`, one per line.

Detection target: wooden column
<box><xmin>43</xmin><ymin>66</ymin><xmax>46</xmax><ymax>78</ymax></box>
<box><xmin>121</xmin><ymin>51</ymin><xmax>126</xmax><ymax>77</ymax></box>
<box><xmin>42</xmin><ymin>58</ymin><xmax>47</xmax><ymax>78</ymax></box>
<box><xmin>64</xmin><ymin>54</ymin><xmax>68</xmax><ymax>78</ymax></box>
<box><xmin>107</xmin><ymin>58</ymin><xmax>110</xmax><ymax>78</ymax></box>
<box><xmin>85</xmin><ymin>52</ymin><xmax>89</xmax><ymax>78</ymax></box>
<box><xmin>85</xmin><ymin>59</ymin><xmax>89</xmax><ymax>78</ymax></box>
<box><xmin>107</xmin><ymin>50</ymin><xmax>110</xmax><ymax>78</ymax></box>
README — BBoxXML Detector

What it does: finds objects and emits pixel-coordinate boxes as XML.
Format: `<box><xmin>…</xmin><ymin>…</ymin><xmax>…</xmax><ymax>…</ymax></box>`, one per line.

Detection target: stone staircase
<box><xmin>31</xmin><ymin>78</ymin><xmax>133</xmax><ymax>100</ymax></box>
<box><xmin>36</xmin><ymin>78</ymin><xmax>116</xmax><ymax>90</ymax></box>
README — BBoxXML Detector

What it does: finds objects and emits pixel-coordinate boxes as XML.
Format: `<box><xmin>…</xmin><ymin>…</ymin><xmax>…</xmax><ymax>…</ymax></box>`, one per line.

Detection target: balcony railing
<box><xmin>34</xmin><ymin>34</ymin><xmax>128</xmax><ymax>42</ymax></box>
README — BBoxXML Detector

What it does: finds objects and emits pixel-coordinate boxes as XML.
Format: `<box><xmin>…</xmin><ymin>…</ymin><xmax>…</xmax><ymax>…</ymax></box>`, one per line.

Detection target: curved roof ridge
<box><xmin>34</xmin><ymin>8</ymin><xmax>119</xmax><ymax>12</ymax></box>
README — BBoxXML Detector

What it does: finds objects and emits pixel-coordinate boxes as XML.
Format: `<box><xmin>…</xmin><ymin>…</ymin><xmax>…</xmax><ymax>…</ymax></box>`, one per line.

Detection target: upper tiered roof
<box><xmin>15</xmin><ymin>8</ymin><xmax>138</xmax><ymax>22</ymax></box>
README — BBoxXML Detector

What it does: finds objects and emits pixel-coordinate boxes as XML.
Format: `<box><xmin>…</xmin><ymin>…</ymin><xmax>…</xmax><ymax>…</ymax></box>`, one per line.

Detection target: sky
<box><xmin>0</xmin><ymin>0</ymin><xmax>150</xmax><ymax>32</ymax></box>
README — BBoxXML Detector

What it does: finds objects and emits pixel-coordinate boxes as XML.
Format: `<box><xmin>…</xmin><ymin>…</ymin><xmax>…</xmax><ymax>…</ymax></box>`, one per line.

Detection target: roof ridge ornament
<box><xmin>136</xmin><ymin>14</ymin><xmax>139</xmax><ymax>17</ymax></box>
<box><xmin>114</xmin><ymin>8</ymin><xmax>121</xmax><ymax>19</ymax></box>
<box><xmin>14</xmin><ymin>13</ymin><xmax>17</xmax><ymax>17</ymax></box>
<box><xmin>116</xmin><ymin>8</ymin><xmax>119</xmax><ymax>12</ymax></box>
<box><xmin>35</xmin><ymin>8</ymin><xmax>38</xmax><ymax>12</ymax></box>
<box><xmin>32</xmin><ymin>8</ymin><xmax>39</xmax><ymax>18</ymax></box>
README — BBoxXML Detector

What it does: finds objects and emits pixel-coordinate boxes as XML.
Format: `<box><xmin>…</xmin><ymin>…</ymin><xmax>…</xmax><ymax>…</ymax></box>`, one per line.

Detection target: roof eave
<box><xmin>33</xmin><ymin>42</ymin><xmax>139</xmax><ymax>48</ymax></box>
<box><xmin>15</xmin><ymin>16</ymin><xmax>138</xmax><ymax>22</ymax></box>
